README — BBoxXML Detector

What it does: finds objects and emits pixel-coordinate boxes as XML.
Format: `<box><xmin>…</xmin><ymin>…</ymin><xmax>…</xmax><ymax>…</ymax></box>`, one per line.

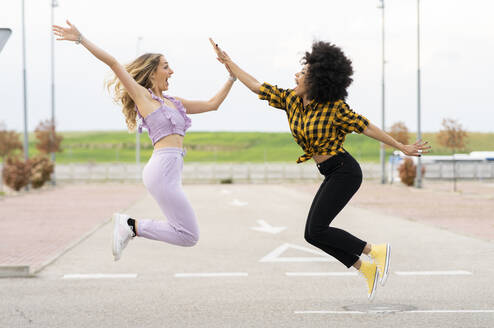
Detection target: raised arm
<box><xmin>176</xmin><ymin>76</ymin><xmax>235</xmax><ymax>114</ymax></box>
<box><xmin>363</xmin><ymin>122</ymin><xmax>431</xmax><ymax>157</ymax></box>
<box><xmin>209</xmin><ymin>38</ymin><xmax>261</xmax><ymax>94</ymax></box>
<box><xmin>52</xmin><ymin>20</ymin><xmax>148</xmax><ymax>103</ymax></box>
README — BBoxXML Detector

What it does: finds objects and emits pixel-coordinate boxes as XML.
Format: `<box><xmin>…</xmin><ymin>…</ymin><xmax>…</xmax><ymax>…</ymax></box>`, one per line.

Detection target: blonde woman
<box><xmin>53</xmin><ymin>21</ymin><xmax>236</xmax><ymax>261</ymax></box>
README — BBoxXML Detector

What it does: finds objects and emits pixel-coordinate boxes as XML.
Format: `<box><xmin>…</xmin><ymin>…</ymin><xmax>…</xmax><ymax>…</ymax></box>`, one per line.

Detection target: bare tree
<box><xmin>34</xmin><ymin>120</ymin><xmax>63</xmax><ymax>155</ymax></box>
<box><xmin>437</xmin><ymin>118</ymin><xmax>468</xmax><ymax>192</ymax></box>
<box><xmin>386</xmin><ymin>122</ymin><xmax>410</xmax><ymax>183</ymax></box>
<box><xmin>0</xmin><ymin>130</ymin><xmax>23</xmax><ymax>160</ymax></box>
<box><xmin>0</xmin><ymin>125</ymin><xmax>23</xmax><ymax>192</ymax></box>
<box><xmin>2</xmin><ymin>156</ymin><xmax>30</xmax><ymax>191</ymax></box>
<box><xmin>387</xmin><ymin>121</ymin><xmax>410</xmax><ymax>147</ymax></box>
<box><xmin>398</xmin><ymin>157</ymin><xmax>426</xmax><ymax>186</ymax></box>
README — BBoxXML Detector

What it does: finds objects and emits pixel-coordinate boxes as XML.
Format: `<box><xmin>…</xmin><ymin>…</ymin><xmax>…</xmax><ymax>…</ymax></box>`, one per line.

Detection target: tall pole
<box><xmin>379</xmin><ymin>0</ymin><xmax>386</xmax><ymax>184</ymax></box>
<box><xmin>22</xmin><ymin>0</ymin><xmax>29</xmax><ymax>164</ymax></box>
<box><xmin>135</xmin><ymin>37</ymin><xmax>143</xmax><ymax>181</ymax></box>
<box><xmin>50</xmin><ymin>0</ymin><xmax>58</xmax><ymax>185</ymax></box>
<box><xmin>415</xmin><ymin>0</ymin><xmax>423</xmax><ymax>188</ymax></box>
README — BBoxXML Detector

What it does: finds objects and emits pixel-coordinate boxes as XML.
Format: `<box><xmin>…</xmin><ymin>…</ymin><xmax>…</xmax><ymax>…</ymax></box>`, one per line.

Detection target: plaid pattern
<box><xmin>259</xmin><ymin>82</ymin><xmax>369</xmax><ymax>163</ymax></box>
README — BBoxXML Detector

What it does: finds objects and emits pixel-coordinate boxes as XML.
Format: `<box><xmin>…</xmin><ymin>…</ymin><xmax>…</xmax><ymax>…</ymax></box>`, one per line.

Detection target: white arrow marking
<box><xmin>260</xmin><ymin>243</ymin><xmax>337</xmax><ymax>263</ymax></box>
<box><xmin>250</xmin><ymin>220</ymin><xmax>287</xmax><ymax>234</ymax></box>
<box><xmin>230</xmin><ymin>199</ymin><xmax>248</xmax><ymax>206</ymax></box>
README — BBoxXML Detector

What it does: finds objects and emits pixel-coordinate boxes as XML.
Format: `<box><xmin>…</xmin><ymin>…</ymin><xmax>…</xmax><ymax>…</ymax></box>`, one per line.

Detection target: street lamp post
<box><xmin>50</xmin><ymin>0</ymin><xmax>58</xmax><ymax>186</ymax></box>
<box><xmin>135</xmin><ymin>37</ymin><xmax>143</xmax><ymax>181</ymax></box>
<box><xmin>21</xmin><ymin>0</ymin><xmax>29</xmax><ymax>174</ymax></box>
<box><xmin>415</xmin><ymin>0</ymin><xmax>423</xmax><ymax>188</ymax></box>
<box><xmin>378</xmin><ymin>0</ymin><xmax>386</xmax><ymax>184</ymax></box>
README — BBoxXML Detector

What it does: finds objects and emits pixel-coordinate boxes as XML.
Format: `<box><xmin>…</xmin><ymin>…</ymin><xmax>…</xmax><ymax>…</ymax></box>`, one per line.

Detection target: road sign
<box><xmin>0</xmin><ymin>28</ymin><xmax>12</xmax><ymax>53</ymax></box>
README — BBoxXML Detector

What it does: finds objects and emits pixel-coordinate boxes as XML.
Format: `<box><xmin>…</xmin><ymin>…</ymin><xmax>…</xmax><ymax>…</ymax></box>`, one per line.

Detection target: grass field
<box><xmin>17</xmin><ymin>131</ymin><xmax>494</xmax><ymax>163</ymax></box>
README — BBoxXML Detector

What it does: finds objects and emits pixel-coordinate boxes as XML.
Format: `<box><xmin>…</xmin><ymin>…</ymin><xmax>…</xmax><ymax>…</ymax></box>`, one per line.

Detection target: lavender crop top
<box><xmin>135</xmin><ymin>89</ymin><xmax>192</xmax><ymax>145</ymax></box>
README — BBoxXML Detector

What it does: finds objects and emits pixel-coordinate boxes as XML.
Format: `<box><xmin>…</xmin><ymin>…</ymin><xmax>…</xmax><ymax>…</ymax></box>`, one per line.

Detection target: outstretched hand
<box><xmin>209</xmin><ymin>37</ymin><xmax>235</xmax><ymax>77</ymax></box>
<box><xmin>401</xmin><ymin>140</ymin><xmax>431</xmax><ymax>157</ymax></box>
<box><xmin>52</xmin><ymin>20</ymin><xmax>81</xmax><ymax>42</ymax></box>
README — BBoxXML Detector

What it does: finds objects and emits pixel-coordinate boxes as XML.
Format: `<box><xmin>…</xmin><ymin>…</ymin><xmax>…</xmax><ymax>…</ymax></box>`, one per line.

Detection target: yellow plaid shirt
<box><xmin>259</xmin><ymin>82</ymin><xmax>369</xmax><ymax>163</ymax></box>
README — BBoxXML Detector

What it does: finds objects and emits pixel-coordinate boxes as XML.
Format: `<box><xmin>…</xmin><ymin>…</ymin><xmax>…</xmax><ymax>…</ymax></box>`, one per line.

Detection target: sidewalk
<box><xmin>0</xmin><ymin>183</ymin><xmax>147</xmax><ymax>277</ymax></box>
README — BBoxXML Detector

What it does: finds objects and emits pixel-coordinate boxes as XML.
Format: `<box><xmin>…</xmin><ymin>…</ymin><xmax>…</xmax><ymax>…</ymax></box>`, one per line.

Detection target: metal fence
<box><xmin>51</xmin><ymin>162</ymin><xmax>380</xmax><ymax>183</ymax></box>
<box><xmin>49</xmin><ymin>162</ymin><xmax>494</xmax><ymax>183</ymax></box>
<box><xmin>419</xmin><ymin>162</ymin><xmax>494</xmax><ymax>180</ymax></box>
<box><xmin>2</xmin><ymin>162</ymin><xmax>493</xmax><ymax>185</ymax></box>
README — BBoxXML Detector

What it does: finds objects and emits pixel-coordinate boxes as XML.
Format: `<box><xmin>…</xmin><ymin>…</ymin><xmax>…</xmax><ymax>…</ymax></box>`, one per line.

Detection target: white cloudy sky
<box><xmin>1</xmin><ymin>0</ymin><xmax>493</xmax><ymax>133</ymax></box>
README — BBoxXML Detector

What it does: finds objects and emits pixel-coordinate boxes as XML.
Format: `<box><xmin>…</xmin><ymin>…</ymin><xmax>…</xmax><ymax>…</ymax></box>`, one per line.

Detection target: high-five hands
<box><xmin>209</xmin><ymin>38</ymin><xmax>235</xmax><ymax>78</ymax></box>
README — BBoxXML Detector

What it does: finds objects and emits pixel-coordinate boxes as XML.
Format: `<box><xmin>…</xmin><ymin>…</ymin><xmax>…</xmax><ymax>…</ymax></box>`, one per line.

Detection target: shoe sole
<box><xmin>112</xmin><ymin>213</ymin><xmax>120</xmax><ymax>261</ymax></box>
<box><xmin>380</xmin><ymin>244</ymin><xmax>391</xmax><ymax>286</ymax></box>
<box><xmin>368</xmin><ymin>268</ymin><xmax>379</xmax><ymax>302</ymax></box>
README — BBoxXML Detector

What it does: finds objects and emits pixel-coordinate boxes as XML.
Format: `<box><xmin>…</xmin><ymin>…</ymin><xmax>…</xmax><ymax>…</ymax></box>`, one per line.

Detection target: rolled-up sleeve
<box><xmin>334</xmin><ymin>102</ymin><xmax>369</xmax><ymax>134</ymax></box>
<box><xmin>258</xmin><ymin>82</ymin><xmax>290</xmax><ymax>111</ymax></box>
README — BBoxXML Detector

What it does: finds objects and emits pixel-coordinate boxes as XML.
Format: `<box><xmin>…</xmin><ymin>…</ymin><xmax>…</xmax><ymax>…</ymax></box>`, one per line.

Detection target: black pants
<box><xmin>304</xmin><ymin>151</ymin><xmax>367</xmax><ymax>268</ymax></box>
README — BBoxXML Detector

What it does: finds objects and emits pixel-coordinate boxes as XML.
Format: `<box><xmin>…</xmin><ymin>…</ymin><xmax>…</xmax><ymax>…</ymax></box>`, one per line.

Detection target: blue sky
<box><xmin>1</xmin><ymin>0</ymin><xmax>493</xmax><ymax>133</ymax></box>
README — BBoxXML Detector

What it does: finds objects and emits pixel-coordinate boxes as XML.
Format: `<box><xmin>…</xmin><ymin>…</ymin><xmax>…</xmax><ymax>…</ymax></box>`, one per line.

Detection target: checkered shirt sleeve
<box><xmin>258</xmin><ymin>82</ymin><xmax>291</xmax><ymax>111</ymax></box>
<box><xmin>334</xmin><ymin>102</ymin><xmax>369</xmax><ymax>134</ymax></box>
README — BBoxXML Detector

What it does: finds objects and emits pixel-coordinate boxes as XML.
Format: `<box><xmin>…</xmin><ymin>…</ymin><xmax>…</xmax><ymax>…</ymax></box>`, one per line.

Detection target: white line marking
<box><xmin>62</xmin><ymin>274</ymin><xmax>138</xmax><ymax>279</ymax></box>
<box><xmin>295</xmin><ymin>311</ymin><xmax>361</xmax><ymax>314</ymax></box>
<box><xmin>395</xmin><ymin>270</ymin><xmax>473</xmax><ymax>276</ymax></box>
<box><xmin>251</xmin><ymin>220</ymin><xmax>287</xmax><ymax>234</ymax></box>
<box><xmin>174</xmin><ymin>272</ymin><xmax>248</xmax><ymax>278</ymax></box>
<box><xmin>286</xmin><ymin>272</ymin><xmax>357</xmax><ymax>277</ymax></box>
<box><xmin>230</xmin><ymin>199</ymin><xmax>248</xmax><ymax>206</ymax></box>
<box><xmin>295</xmin><ymin>310</ymin><xmax>494</xmax><ymax>314</ymax></box>
<box><xmin>410</xmin><ymin>310</ymin><xmax>494</xmax><ymax>313</ymax></box>
<box><xmin>260</xmin><ymin>243</ymin><xmax>336</xmax><ymax>263</ymax></box>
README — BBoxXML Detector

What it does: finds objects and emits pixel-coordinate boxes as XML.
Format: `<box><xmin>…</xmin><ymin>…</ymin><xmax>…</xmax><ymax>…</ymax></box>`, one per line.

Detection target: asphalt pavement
<box><xmin>2</xmin><ymin>184</ymin><xmax>493</xmax><ymax>327</ymax></box>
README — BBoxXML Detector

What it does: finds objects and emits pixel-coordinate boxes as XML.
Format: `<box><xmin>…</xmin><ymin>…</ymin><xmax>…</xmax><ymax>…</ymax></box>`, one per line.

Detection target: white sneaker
<box><xmin>112</xmin><ymin>213</ymin><xmax>134</xmax><ymax>261</ymax></box>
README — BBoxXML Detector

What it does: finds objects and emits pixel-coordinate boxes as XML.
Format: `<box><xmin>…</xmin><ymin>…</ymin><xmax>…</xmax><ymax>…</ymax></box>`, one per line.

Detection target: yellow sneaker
<box><xmin>369</xmin><ymin>243</ymin><xmax>391</xmax><ymax>286</ymax></box>
<box><xmin>359</xmin><ymin>261</ymin><xmax>379</xmax><ymax>301</ymax></box>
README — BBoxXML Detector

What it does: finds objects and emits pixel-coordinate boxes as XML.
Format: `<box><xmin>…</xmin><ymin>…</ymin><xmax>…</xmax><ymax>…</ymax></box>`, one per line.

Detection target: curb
<box><xmin>0</xmin><ymin>194</ymin><xmax>145</xmax><ymax>278</ymax></box>
<box><xmin>0</xmin><ymin>265</ymin><xmax>30</xmax><ymax>278</ymax></box>
<box><xmin>0</xmin><ymin>217</ymin><xmax>112</xmax><ymax>278</ymax></box>
<box><xmin>32</xmin><ymin>217</ymin><xmax>113</xmax><ymax>275</ymax></box>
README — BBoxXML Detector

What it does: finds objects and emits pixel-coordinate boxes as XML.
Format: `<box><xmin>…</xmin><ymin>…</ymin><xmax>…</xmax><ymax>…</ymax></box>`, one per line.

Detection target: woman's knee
<box><xmin>304</xmin><ymin>229</ymin><xmax>319</xmax><ymax>246</ymax></box>
<box><xmin>182</xmin><ymin>230</ymin><xmax>199</xmax><ymax>247</ymax></box>
<box><xmin>305</xmin><ymin>225</ymin><xmax>328</xmax><ymax>244</ymax></box>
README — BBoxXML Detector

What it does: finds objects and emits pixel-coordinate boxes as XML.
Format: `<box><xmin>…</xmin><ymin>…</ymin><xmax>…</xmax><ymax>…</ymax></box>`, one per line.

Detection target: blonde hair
<box><xmin>106</xmin><ymin>53</ymin><xmax>163</xmax><ymax>131</ymax></box>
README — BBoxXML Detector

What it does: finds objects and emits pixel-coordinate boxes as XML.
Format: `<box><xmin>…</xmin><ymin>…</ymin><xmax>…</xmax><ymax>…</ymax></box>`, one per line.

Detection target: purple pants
<box><xmin>138</xmin><ymin>147</ymin><xmax>199</xmax><ymax>247</ymax></box>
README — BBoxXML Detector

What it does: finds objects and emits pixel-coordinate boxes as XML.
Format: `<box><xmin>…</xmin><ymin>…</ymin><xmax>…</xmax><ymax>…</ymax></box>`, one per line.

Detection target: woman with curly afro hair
<box><xmin>210</xmin><ymin>38</ymin><xmax>430</xmax><ymax>301</ymax></box>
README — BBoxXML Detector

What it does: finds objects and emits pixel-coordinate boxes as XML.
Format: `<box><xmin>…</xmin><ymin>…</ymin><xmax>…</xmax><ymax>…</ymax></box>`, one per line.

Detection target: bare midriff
<box><xmin>313</xmin><ymin>153</ymin><xmax>334</xmax><ymax>164</ymax></box>
<box><xmin>153</xmin><ymin>134</ymin><xmax>184</xmax><ymax>150</ymax></box>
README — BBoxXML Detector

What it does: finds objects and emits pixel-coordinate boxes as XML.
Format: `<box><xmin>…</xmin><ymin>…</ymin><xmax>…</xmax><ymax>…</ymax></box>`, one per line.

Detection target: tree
<box><xmin>28</xmin><ymin>156</ymin><xmax>54</xmax><ymax>189</ymax></box>
<box><xmin>0</xmin><ymin>130</ymin><xmax>23</xmax><ymax>160</ymax></box>
<box><xmin>398</xmin><ymin>157</ymin><xmax>426</xmax><ymax>187</ymax></box>
<box><xmin>387</xmin><ymin>121</ymin><xmax>410</xmax><ymax>148</ymax></box>
<box><xmin>386</xmin><ymin>122</ymin><xmax>410</xmax><ymax>183</ymax></box>
<box><xmin>437</xmin><ymin>118</ymin><xmax>467</xmax><ymax>192</ymax></box>
<box><xmin>2</xmin><ymin>156</ymin><xmax>30</xmax><ymax>191</ymax></box>
<box><xmin>0</xmin><ymin>124</ymin><xmax>24</xmax><ymax>192</ymax></box>
<box><xmin>34</xmin><ymin>120</ymin><xmax>63</xmax><ymax>155</ymax></box>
